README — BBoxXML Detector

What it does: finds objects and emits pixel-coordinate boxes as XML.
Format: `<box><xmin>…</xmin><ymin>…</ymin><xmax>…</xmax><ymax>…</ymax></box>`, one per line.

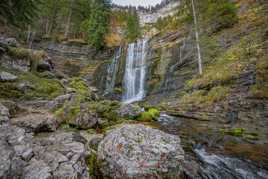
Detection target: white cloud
<box><xmin>113</xmin><ymin>0</ymin><xmax>162</xmax><ymax>7</ymax></box>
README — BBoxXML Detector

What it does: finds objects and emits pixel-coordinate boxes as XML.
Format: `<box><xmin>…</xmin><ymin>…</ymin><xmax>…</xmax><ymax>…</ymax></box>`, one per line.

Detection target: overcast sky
<box><xmin>113</xmin><ymin>0</ymin><xmax>162</xmax><ymax>7</ymax></box>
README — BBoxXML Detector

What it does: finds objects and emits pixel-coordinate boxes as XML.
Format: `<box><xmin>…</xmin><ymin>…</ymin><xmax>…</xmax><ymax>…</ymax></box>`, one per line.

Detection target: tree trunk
<box><xmin>191</xmin><ymin>0</ymin><xmax>203</xmax><ymax>75</ymax></box>
<box><xmin>64</xmin><ymin>0</ymin><xmax>74</xmax><ymax>39</ymax></box>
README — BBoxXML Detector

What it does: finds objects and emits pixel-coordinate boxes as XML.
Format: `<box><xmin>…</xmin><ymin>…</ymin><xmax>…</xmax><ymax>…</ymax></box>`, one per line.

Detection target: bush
<box><xmin>138</xmin><ymin>108</ymin><xmax>160</xmax><ymax>122</ymax></box>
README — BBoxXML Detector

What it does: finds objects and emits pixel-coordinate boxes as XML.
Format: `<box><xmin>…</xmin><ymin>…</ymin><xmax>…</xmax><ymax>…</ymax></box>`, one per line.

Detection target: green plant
<box><xmin>138</xmin><ymin>108</ymin><xmax>160</xmax><ymax>122</ymax></box>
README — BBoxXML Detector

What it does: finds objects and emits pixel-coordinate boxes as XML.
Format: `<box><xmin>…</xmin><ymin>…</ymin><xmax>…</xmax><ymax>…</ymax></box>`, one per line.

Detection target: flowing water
<box><xmin>156</xmin><ymin>113</ymin><xmax>268</xmax><ymax>179</ymax></box>
<box><xmin>122</xmin><ymin>39</ymin><xmax>148</xmax><ymax>103</ymax></box>
<box><xmin>195</xmin><ymin>148</ymin><xmax>268</xmax><ymax>179</ymax></box>
<box><xmin>104</xmin><ymin>46</ymin><xmax>121</xmax><ymax>94</ymax></box>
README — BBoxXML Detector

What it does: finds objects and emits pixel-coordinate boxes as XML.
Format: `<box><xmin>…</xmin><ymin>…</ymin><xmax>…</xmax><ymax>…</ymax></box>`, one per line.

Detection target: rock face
<box><xmin>0</xmin><ymin>103</ymin><xmax>89</xmax><ymax>179</ymax></box>
<box><xmin>0</xmin><ymin>71</ymin><xmax>18</xmax><ymax>81</ymax></box>
<box><xmin>98</xmin><ymin>124</ymin><xmax>185</xmax><ymax>178</ymax></box>
<box><xmin>0</xmin><ymin>124</ymin><xmax>89</xmax><ymax>179</ymax></box>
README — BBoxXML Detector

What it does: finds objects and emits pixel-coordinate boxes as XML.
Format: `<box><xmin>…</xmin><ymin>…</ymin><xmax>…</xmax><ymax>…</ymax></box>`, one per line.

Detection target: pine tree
<box><xmin>0</xmin><ymin>0</ymin><xmax>40</xmax><ymax>27</ymax></box>
<box><xmin>82</xmin><ymin>0</ymin><xmax>111</xmax><ymax>49</ymax></box>
<box><xmin>125</xmin><ymin>10</ymin><xmax>141</xmax><ymax>42</ymax></box>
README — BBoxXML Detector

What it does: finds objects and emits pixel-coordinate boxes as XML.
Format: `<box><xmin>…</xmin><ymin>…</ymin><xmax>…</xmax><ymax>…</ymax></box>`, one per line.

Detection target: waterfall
<box><xmin>104</xmin><ymin>46</ymin><xmax>121</xmax><ymax>94</ymax></box>
<box><xmin>123</xmin><ymin>38</ymin><xmax>148</xmax><ymax>103</ymax></box>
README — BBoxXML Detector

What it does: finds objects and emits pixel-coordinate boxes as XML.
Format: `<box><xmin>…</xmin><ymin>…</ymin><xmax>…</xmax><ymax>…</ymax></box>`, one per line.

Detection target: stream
<box><xmin>155</xmin><ymin>113</ymin><xmax>268</xmax><ymax>179</ymax></box>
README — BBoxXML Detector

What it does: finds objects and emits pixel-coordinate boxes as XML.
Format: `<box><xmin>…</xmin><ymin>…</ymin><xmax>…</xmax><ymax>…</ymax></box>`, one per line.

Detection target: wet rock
<box><xmin>0</xmin><ymin>103</ymin><xmax>10</xmax><ymax>124</ymax></box>
<box><xmin>116</xmin><ymin>103</ymin><xmax>143</xmax><ymax>118</ymax></box>
<box><xmin>98</xmin><ymin>124</ymin><xmax>185</xmax><ymax>178</ymax></box>
<box><xmin>0</xmin><ymin>71</ymin><xmax>18</xmax><ymax>81</ymax></box>
<box><xmin>194</xmin><ymin>148</ymin><xmax>268</xmax><ymax>179</ymax></box>
<box><xmin>11</xmin><ymin>112</ymin><xmax>58</xmax><ymax>133</ymax></box>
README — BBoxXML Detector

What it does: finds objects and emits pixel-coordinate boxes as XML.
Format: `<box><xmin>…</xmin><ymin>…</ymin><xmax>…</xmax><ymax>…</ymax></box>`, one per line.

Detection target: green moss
<box><xmin>250</xmin><ymin>56</ymin><xmax>268</xmax><ymax>98</ymax></box>
<box><xmin>0</xmin><ymin>72</ymin><xmax>64</xmax><ymax>100</ymax></box>
<box><xmin>180</xmin><ymin>86</ymin><xmax>230</xmax><ymax>107</ymax></box>
<box><xmin>186</xmin><ymin>36</ymin><xmax>259</xmax><ymax>89</ymax></box>
<box><xmin>19</xmin><ymin>73</ymin><xmax>64</xmax><ymax>100</ymax></box>
<box><xmin>0</xmin><ymin>82</ymin><xmax>23</xmax><ymax>99</ymax></box>
<box><xmin>8</xmin><ymin>47</ymin><xmax>46</xmax><ymax>71</ymax></box>
<box><xmin>250</xmin><ymin>85</ymin><xmax>268</xmax><ymax>98</ymax></box>
<box><xmin>138</xmin><ymin>108</ymin><xmax>160</xmax><ymax>122</ymax></box>
<box><xmin>54</xmin><ymin>96</ymin><xmax>82</xmax><ymax>124</ymax></box>
<box><xmin>88</xmin><ymin>100</ymin><xmax>120</xmax><ymax>122</ymax></box>
<box><xmin>221</xmin><ymin>128</ymin><xmax>259</xmax><ymax>141</ymax></box>
<box><xmin>221</xmin><ymin>128</ymin><xmax>245</xmax><ymax>137</ymax></box>
<box><xmin>86</xmin><ymin>152</ymin><xmax>100</xmax><ymax>178</ymax></box>
<box><xmin>69</xmin><ymin>78</ymin><xmax>90</xmax><ymax>96</ymax></box>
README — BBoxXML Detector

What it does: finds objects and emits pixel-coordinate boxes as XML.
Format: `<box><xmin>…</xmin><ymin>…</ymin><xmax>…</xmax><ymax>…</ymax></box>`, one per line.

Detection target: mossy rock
<box><xmin>19</xmin><ymin>72</ymin><xmax>64</xmax><ymax>100</ymax></box>
<box><xmin>69</xmin><ymin>77</ymin><xmax>91</xmax><ymax>97</ymax></box>
<box><xmin>7</xmin><ymin>47</ymin><xmax>46</xmax><ymax>72</ymax></box>
<box><xmin>0</xmin><ymin>72</ymin><xmax>64</xmax><ymax>100</ymax></box>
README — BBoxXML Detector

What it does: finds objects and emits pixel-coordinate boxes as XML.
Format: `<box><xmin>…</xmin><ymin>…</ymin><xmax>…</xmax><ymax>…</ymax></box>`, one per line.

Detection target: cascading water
<box><xmin>104</xmin><ymin>46</ymin><xmax>121</xmax><ymax>94</ymax></box>
<box><xmin>122</xmin><ymin>38</ymin><xmax>148</xmax><ymax>103</ymax></box>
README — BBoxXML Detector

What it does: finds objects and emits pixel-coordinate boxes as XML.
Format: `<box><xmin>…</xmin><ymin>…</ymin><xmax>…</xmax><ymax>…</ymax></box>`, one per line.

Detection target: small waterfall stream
<box><xmin>104</xmin><ymin>46</ymin><xmax>121</xmax><ymax>94</ymax></box>
<box><xmin>122</xmin><ymin>38</ymin><xmax>148</xmax><ymax>103</ymax></box>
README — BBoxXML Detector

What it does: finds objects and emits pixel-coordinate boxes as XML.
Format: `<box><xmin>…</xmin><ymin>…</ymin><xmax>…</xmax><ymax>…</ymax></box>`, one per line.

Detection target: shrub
<box><xmin>138</xmin><ymin>108</ymin><xmax>160</xmax><ymax>122</ymax></box>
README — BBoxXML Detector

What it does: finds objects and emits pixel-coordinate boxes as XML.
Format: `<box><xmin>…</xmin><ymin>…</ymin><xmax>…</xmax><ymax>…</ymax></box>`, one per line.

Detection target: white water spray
<box><xmin>123</xmin><ymin>38</ymin><xmax>148</xmax><ymax>103</ymax></box>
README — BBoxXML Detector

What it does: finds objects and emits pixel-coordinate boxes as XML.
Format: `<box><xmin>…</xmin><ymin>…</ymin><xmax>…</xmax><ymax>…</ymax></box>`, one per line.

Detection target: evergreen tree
<box><xmin>0</xmin><ymin>0</ymin><xmax>40</xmax><ymax>27</ymax></box>
<box><xmin>82</xmin><ymin>0</ymin><xmax>111</xmax><ymax>49</ymax></box>
<box><xmin>125</xmin><ymin>10</ymin><xmax>141</xmax><ymax>42</ymax></box>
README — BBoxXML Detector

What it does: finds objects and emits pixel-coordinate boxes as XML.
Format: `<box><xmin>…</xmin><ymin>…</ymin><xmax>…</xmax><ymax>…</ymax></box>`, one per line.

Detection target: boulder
<box><xmin>98</xmin><ymin>124</ymin><xmax>185</xmax><ymax>178</ymax></box>
<box><xmin>11</xmin><ymin>112</ymin><xmax>58</xmax><ymax>133</ymax></box>
<box><xmin>116</xmin><ymin>103</ymin><xmax>144</xmax><ymax>118</ymax></box>
<box><xmin>73</xmin><ymin>110</ymin><xmax>99</xmax><ymax>129</ymax></box>
<box><xmin>0</xmin><ymin>71</ymin><xmax>18</xmax><ymax>81</ymax></box>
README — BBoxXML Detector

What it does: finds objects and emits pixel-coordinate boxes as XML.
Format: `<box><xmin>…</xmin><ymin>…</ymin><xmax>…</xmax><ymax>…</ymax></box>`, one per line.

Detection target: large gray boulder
<box><xmin>98</xmin><ymin>124</ymin><xmax>185</xmax><ymax>178</ymax></box>
<box><xmin>0</xmin><ymin>71</ymin><xmax>18</xmax><ymax>81</ymax></box>
<box><xmin>11</xmin><ymin>112</ymin><xmax>58</xmax><ymax>133</ymax></box>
